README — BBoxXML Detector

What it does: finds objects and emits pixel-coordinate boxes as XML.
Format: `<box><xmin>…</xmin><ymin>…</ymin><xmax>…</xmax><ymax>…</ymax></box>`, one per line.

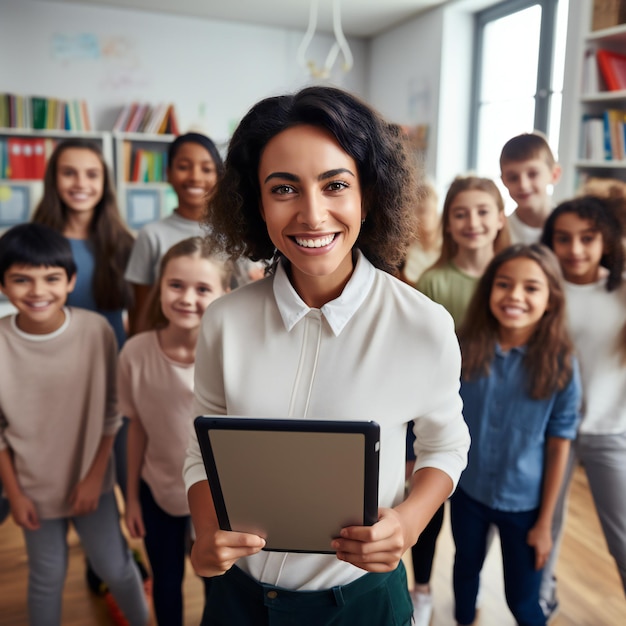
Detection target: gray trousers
<box><xmin>541</xmin><ymin>432</ymin><xmax>626</xmax><ymax>602</ymax></box>
<box><xmin>23</xmin><ymin>490</ymin><xmax>149</xmax><ymax>626</ymax></box>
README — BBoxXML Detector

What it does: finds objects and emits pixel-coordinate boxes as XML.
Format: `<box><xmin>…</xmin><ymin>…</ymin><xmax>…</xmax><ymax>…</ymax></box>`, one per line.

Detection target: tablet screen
<box><xmin>195</xmin><ymin>417</ymin><xmax>380</xmax><ymax>553</ymax></box>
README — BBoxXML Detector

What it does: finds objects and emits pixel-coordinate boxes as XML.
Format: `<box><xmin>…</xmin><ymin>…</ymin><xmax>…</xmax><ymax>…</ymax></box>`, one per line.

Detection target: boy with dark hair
<box><xmin>500</xmin><ymin>132</ymin><xmax>562</xmax><ymax>244</ymax></box>
<box><xmin>0</xmin><ymin>223</ymin><xmax>148</xmax><ymax>626</ymax></box>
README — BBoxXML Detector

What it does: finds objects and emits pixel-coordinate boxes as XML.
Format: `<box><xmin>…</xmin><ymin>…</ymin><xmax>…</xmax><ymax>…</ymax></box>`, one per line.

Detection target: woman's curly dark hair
<box><xmin>204</xmin><ymin>86</ymin><xmax>421</xmax><ymax>274</ymax></box>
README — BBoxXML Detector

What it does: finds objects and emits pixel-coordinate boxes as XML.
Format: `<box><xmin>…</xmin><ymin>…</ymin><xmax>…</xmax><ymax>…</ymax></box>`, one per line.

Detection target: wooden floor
<box><xmin>0</xmin><ymin>465</ymin><xmax>624</xmax><ymax>625</ymax></box>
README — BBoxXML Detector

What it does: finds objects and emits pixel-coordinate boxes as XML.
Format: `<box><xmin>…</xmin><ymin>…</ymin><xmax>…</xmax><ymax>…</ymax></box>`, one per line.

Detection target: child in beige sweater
<box><xmin>0</xmin><ymin>223</ymin><xmax>148</xmax><ymax>626</ymax></box>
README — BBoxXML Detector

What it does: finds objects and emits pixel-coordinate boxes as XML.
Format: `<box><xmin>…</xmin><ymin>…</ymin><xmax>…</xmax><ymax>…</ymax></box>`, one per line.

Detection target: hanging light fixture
<box><xmin>297</xmin><ymin>0</ymin><xmax>354</xmax><ymax>79</ymax></box>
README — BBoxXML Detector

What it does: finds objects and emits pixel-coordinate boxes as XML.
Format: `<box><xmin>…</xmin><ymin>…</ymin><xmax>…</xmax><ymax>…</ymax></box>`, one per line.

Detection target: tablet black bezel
<box><xmin>193</xmin><ymin>416</ymin><xmax>380</xmax><ymax>553</ymax></box>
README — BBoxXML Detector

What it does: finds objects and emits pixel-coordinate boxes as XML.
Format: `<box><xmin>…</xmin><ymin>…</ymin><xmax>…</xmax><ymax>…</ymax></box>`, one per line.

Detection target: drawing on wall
<box><xmin>51</xmin><ymin>33</ymin><xmax>100</xmax><ymax>61</ymax></box>
<box><xmin>100</xmin><ymin>35</ymin><xmax>150</xmax><ymax>90</ymax></box>
<box><xmin>50</xmin><ymin>33</ymin><xmax>151</xmax><ymax>90</ymax></box>
<box><xmin>407</xmin><ymin>77</ymin><xmax>432</xmax><ymax>123</ymax></box>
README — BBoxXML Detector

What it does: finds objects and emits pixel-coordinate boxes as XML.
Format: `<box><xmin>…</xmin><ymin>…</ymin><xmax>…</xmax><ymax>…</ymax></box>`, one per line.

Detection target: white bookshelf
<box><xmin>574</xmin><ymin>6</ymin><xmax>626</xmax><ymax>189</ymax></box>
<box><xmin>0</xmin><ymin>129</ymin><xmax>112</xmax><ymax>232</ymax></box>
<box><xmin>112</xmin><ymin>131</ymin><xmax>177</xmax><ymax>232</ymax></box>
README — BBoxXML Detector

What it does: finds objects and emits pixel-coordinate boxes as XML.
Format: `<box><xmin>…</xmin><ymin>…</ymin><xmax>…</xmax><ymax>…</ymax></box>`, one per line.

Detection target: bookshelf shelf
<box><xmin>586</xmin><ymin>23</ymin><xmax>626</xmax><ymax>44</ymax></box>
<box><xmin>575</xmin><ymin>159</ymin><xmax>626</xmax><ymax>168</ymax></box>
<box><xmin>581</xmin><ymin>90</ymin><xmax>626</xmax><ymax>102</ymax></box>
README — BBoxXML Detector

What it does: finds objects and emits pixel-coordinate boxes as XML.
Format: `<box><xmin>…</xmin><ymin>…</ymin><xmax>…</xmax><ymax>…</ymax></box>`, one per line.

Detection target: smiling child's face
<box><xmin>1</xmin><ymin>264</ymin><xmax>76</xmax><ymax>334</ymax></box>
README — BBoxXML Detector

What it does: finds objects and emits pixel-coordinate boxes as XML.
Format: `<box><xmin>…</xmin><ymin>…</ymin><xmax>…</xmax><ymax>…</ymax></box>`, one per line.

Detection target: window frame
<box><xmin>468</xmin><ymin>0</ymin><xmax>559</xmax><ymax>168</ymax></box>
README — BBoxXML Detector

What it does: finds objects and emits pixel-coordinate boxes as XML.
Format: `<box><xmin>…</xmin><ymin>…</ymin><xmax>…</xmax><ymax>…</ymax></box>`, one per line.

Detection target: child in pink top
<box><xmin>119</xmin><ymin>237</ymin><xmax>232</xmax><ymax>626</ymax></box>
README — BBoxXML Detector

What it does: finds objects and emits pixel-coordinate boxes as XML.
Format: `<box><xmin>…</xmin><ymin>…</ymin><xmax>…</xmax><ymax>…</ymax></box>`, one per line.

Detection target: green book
<box><xmin>0</xmin><ymin>94</ymin><xmax>8</xmax><ymax>128</ymax></box>
<box><xmin>32</xmin><ymin>97</ymin><xmax>47</xmax><ymax>130</ymax></box>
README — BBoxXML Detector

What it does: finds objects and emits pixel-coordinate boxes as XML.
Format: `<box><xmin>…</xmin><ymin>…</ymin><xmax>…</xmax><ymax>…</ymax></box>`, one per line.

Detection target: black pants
<box><xmin>411</xmin><ymin>503</ymin><xmax>444</xmax><ymax>585</ymax></box>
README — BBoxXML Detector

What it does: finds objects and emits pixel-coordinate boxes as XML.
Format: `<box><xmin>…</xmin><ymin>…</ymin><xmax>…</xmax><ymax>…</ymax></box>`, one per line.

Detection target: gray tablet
<box><xmin>194</xmin><ymin>416</ymin><xmax>380</xmax><ymax>553</ymax></box>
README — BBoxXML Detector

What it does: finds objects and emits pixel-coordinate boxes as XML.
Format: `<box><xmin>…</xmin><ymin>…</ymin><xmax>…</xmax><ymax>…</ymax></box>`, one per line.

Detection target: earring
<box><xmin>361</xmin><ymin>218</ymin><xmax>365</xmax><ymax>225</ymax></box>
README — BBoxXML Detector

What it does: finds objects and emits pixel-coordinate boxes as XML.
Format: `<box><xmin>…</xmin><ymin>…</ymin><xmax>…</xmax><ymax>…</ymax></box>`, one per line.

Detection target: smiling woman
<box><xmin>258</xmin><ymin>124</ymin><xmax>364</xmax><ymax>307</ymax></box>
<box><xmin>183</xmin><ymin>85</ymin><xmax>470</xmax><ymax>626</ymax></box>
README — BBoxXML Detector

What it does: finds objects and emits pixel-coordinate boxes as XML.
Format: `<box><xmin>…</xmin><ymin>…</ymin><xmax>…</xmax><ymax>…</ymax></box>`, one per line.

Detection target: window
<box><xmin>469</xmin><ymin>0</ymin><xmax>569</xmax><ymax>209</ymax></box>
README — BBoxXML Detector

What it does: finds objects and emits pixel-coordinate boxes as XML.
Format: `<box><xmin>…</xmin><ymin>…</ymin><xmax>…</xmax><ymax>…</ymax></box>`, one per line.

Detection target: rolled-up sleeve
<box><xmin>546</xmin><ymin>357</ymin><xmax>582</xmax><ymax>440</ymax></box>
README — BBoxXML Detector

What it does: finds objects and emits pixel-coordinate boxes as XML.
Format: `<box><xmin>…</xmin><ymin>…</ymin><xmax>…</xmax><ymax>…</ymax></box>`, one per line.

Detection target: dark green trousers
<box><xmin>201</xmin><ymin>560</ymin><xmax>413</xmax><ymax>625</ymax></box>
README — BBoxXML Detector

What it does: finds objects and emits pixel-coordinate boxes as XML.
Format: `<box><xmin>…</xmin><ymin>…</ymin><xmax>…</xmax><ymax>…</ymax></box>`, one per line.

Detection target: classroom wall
<box><xmin>0</xmin><ymin>0</ymin><xmax>368</xmax><ymax>145</ymax></box>
<box><xmin>368</xmin><ymin>8</ymin><xmax>444</xmax><ymax>180</ymax></box>
<box><xmin>367</xmin><ymin>0</ymin><xmax>485</xmax><ymax>195</ymax></box>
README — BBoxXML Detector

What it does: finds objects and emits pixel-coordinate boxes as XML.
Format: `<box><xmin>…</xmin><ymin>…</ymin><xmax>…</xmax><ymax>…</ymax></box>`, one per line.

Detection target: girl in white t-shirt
<box><xmin>539</xmin><ymin>195</ymin><xmax>626</xmax><ymax>615</ymax></box>
<box><xmin>119</xmin><ymin>237</ymin><xmax>232</xmax><ymax>626</ymax></box>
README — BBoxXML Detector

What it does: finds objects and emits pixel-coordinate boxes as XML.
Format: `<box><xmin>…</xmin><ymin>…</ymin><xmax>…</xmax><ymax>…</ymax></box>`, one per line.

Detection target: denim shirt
<box><xmin>66</xmin><ymin>238</ymin><xmax>126</xmax><ymax>349</ymax></box>
<box><xmin>458</xmin><ymin>344</ymin><xmax>581</xmax><ymax>512</ymax></box>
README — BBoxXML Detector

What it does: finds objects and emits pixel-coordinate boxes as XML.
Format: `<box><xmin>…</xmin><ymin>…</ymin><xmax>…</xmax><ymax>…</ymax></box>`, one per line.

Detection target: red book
<box><xmin>167</xmin><ymin>106</ymin><xmax>180</xmax><ymax>136</ymax></box>
<box><xmin>127</xmin><ymin>104</ymin><xmax>147</xmax><ymax>133</ymax></box>
<box><xmin>597</xmin><ymin>49</ymin><xmax>626</xmax><ymax>91</ymax></box>
<box><xmin>31</xmin><ymin>137</ymin><xmax>47</xmax><ymax>179</ymax></box>
<box><xmin>8</xmin><ymin>138</ymin><xmax>28</xmax><ymax>179</ymax></box>
<box><xmin>131</xmin><ymin>149</ymin><xmax>143</xmax><ymax>182</ymax></box>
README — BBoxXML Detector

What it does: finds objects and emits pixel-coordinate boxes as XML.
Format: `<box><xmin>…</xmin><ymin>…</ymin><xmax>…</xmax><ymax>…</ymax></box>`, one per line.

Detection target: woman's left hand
<box><xmin>332</xmin><ymin>507</ymin><xmax>408</xmax><ymax>573</ymax></box>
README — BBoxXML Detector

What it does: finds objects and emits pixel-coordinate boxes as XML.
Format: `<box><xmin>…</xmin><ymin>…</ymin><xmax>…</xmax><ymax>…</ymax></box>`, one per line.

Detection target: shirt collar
<box><xmin>495</xmin><ymin>342</ymin><xmax>528</xmax><ymax>357</ymax></box>
<box><xmin>11</xmin><ymin>307</ymin><xmax>71</xmax><ymax>341</ymax></box>
<box><xmin>272</xmin><ymin>249</ymin><xmax>375</xmax><ymax>336</ymax></box>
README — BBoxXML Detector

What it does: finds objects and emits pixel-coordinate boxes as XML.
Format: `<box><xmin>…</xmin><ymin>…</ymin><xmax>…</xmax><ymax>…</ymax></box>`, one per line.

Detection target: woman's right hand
<box><xmin>190</xmin><ymin>527</ymin><xmax>266</xmax><ymax>577</ymax></box>
<box><xmin>124</xmin><ymin>498</ymin><xmax>145</xmax><ymax>539</ymax></box>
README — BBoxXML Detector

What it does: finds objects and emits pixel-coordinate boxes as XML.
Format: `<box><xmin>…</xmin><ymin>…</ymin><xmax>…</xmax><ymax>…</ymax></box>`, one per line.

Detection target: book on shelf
<box><xmin>1</xmin><ymin>137</ymin><xmax>55</xmax><ymax>179</ymax></box>
<box><xmin>112</xmin><ymin>102</ymin><xmax>179</xmax><ymax>134</ymax></box>
<box><xmin>592</xmin><ymin>0</ymin><xmax>626</xmax><ymax>31</ymax></box>
<box><xmin>127</xmin><ymin>147</ymin><xmax>168</xmax><ymax>183</ymax></box>
<box><xmin>122</xmin><ymin>140</ymin><xmax>133</xmax><ymax>182</ymax></box>
<box><xmin>581</xmin><ymin>114</ymin><xmax>607</xmax><ymax>161</ymax></box>
<box><xmin>0</xmin><ymin>139</ymin><xmax>7</xmax><ymax>178</ymax></box>
<box><xmin>113</xmin><ymin>103</ymin><xmax>136</xmax><ymax>132</ymax></box>
<box><xmin>605</xmin><ymin>109</ymin><xmax>626</xmax><ymax>159</ymax></box>
<box><xmin>597</xmin><ymin>49</ymin><xmax>626</xmax><ymax>91</ymax></box>
<box><xmin>581</xmin><ymin>110</ymin><xmax>626</xmax><ymax>162</ymax></box>
<box><xmin>126</xmin><ymin>103</ymin><xmax>149</xmax><ymax>133</ymax></box>
<box><xmin>583</xmin><ymin>49</ymin><xmax>602</xmax><ymax>94</ymax></box>
<box><xmin>0</xmin><ymin>94</ymin><xmax>91</xmax><ymax>131</ymax></box>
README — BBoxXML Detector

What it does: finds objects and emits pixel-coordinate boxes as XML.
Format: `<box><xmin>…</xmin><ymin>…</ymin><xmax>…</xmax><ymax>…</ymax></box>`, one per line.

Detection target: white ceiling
<box><xmin>38</xmin><ymin>0</ymin><xmax>449</xmax><ymax>38</ymax></box>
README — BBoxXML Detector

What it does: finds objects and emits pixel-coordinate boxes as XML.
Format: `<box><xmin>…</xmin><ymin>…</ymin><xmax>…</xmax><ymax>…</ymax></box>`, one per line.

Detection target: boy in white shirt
<box><xmin>500</xmin><ymin>132</ymin><xmax>561</xmax><ymax>244</ymax></box>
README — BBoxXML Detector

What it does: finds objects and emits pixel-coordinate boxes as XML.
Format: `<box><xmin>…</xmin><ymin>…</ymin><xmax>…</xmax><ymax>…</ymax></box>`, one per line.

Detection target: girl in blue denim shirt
<box><xmin>451</xmin><ymin>244</ymin><xmax>581</xmax><ymax>626</ymax></box>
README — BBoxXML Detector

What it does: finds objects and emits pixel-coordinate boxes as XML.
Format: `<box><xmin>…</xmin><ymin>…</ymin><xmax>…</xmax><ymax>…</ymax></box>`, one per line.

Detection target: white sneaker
<box><xmin>410</xmin><ymin>590</ymin><xmax>433</xmax><ymax>626</ymax></box>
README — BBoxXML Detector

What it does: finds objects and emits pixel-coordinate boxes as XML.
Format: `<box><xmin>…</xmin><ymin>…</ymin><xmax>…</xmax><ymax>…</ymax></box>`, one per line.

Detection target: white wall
<box><xmin>0</xmin><ymin>0</ymin><xmax>367</xmax><ymax>145</ymax></box>
<box><xmin>368</xmin><ymin>9</ymin><xmax>444</xmax><ymax>180</ymax></box>
<box><xmin>368</xmin><ymin>0</ymin><xmax>484</xmax><ymax>197</ymax></box>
